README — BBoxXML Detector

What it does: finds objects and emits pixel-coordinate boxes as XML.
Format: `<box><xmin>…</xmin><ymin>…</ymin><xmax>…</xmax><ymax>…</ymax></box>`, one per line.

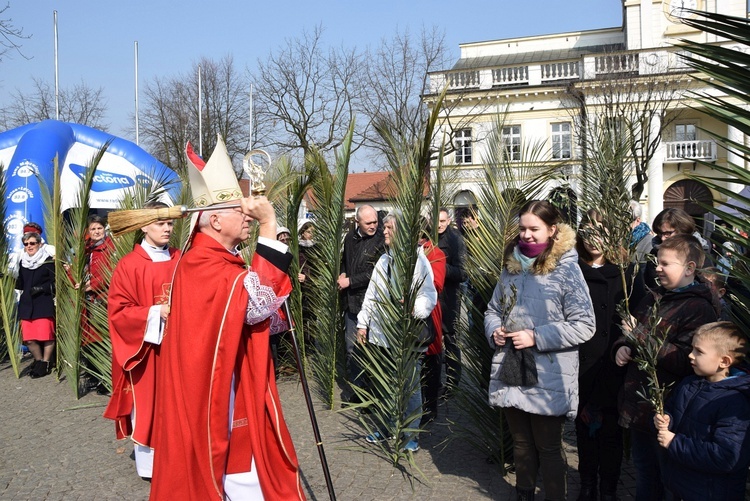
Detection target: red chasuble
<box><xmin>423</xmin><ymin>241</ymin><xmax>445</xmax><ymax>356</ymax></box>
<box><xmin>150</xmin><ymin>232</ymin><xmax>304</xmax><ymax>501</ymax></box>
<box><xmin>103</xmin><ymin>245</ymin><xmax>180</xmax><ymax>446</ymax></box>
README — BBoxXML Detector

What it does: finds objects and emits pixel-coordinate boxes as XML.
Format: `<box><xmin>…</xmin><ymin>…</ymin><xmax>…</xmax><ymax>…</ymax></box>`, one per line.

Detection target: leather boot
<box><xmin>516</xmin><ymin>487</ymin><xmax>535</xmax><ymax>501</ymax></box>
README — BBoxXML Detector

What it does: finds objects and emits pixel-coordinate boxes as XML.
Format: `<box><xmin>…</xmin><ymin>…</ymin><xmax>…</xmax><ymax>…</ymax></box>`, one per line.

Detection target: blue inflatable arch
<box><xmin>0</xmin><ymin>120</ymin><xmax>181</xmax><ymax>252</ymax></box>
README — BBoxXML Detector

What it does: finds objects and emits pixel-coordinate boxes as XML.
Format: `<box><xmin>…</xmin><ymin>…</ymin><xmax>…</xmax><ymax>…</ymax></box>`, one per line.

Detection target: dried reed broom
<box><xmin>108</xmin><ymin>204</ymin><xmax>240</xmax><ymax>236</ymax></box>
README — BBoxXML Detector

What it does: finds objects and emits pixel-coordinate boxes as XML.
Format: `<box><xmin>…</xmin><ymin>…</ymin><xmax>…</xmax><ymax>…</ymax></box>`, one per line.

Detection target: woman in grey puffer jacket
<box><xmin>485</xmin><ymin>200</ymin><xmax>595</xmax><ymax>501</ymax></box>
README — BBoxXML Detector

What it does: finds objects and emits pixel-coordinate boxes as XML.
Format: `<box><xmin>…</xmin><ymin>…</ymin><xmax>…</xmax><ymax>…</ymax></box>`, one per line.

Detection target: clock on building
<box><xmin>664</xmin><ymin>0</ymin><xmax>700</xmax><ymax>21</ymax></box>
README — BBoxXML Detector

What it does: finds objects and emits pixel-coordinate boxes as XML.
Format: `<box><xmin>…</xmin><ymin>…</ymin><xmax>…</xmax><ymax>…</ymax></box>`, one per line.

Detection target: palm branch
<box><xmin>677</xmin><ymin>10</ymin><xmax>750</xmax><ymax>331</ymax></box>
<box><xmin>576</xmin><ymin>113</ymin><xmax>639</xmax><ymax>312</ymax></box>
<box><xmin>0</xmin><ymin>166</ymin><xmax>23</xmax><ymax>376</ymax></box>
<box><xmin>305</xmin><ymin>129</ymin><xmax>351</xmax><ymax>409</ymax></box>
<box><xmin>348</xmin><ymin>96</ymin><xmax>444</xmax><ymax>469</ymax></box>
<box><xmin>449</xmin><ymin>113</ymin><xmax>556</xmax><ymax>470</ymax></box>
<box><xmin>267</xmin><ymin>156</ymin><xmax>317</xmax><ymax>368</ymax></box>
<box><xmin>170</xmin><ymin>172</ymin><xmax>194</xmax><ymax>250</ymax></box>
<box><xmin>40</xmin><ymin>144</ymin><xmax>108</xmax><ymax>398</ymax></box>
<box><xmin>83</xmin><ymin>168</ymin><xmax>182</xmax><ymax>393</ymax></box>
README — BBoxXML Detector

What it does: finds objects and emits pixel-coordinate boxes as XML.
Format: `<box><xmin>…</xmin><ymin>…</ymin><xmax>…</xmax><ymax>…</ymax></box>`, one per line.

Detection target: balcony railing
<box><xmin>493</xmin><ymin>65</ymin><xmax>529</xmax><ymax>86</ymax></box>
<box><xmin>541</xmin><ymin>61</ymin><xmax>580</xmax><ymax>82</ymax></box>
<box><xmin>664</xmin><ymin>140</ymin><xmax>717</xmax><ymax>162</ymax></box>
<box><xmin>446</xmin><ymin>70</ymin><xmax>480</xmax><ymax>89</ymax></box>
<box><xmin>427</xmin><ymin>45</ymin><xmax>734</xmax><ymax>94</ymax></box>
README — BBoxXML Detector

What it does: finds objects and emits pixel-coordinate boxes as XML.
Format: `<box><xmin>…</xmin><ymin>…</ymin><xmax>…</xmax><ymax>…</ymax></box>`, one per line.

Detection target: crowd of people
<box><xmin>12</xmin><ymin>152</ymin><xmax>750</xmax><ymax>499</ymax></box>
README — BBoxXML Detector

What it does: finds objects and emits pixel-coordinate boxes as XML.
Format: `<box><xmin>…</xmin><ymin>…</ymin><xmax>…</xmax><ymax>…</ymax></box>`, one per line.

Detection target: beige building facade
<box><xmin>425</xmin><ymin>0</ymin><xmax>748</xmax><ymax>229</ymax></box>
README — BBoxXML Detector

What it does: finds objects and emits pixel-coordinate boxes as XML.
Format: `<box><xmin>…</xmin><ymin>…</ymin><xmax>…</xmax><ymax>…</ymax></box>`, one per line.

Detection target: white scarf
<box><xmin>20</xmin><ymin>244</ymin><xmax>53</xmax><ymax>270</ymax></box>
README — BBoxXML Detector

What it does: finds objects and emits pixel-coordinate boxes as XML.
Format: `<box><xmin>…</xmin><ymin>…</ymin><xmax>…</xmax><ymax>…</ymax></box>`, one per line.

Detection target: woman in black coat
<box><xmin>575</xmin><ymin>217</ymin><xmax>629</xmax><ymax>501</ymax></box>
<box><xmin>16</xmin><ymin>231</ymin><xmax>56</xmax><ymax>378</ymax></box>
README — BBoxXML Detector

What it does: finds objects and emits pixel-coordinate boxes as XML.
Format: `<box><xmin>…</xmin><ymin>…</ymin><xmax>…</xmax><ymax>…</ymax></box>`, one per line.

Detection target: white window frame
<box><xmin>455</xmin><ymin>128</ymin><xmax>472</xmax><ymax>164</ymax></box>
<box><xmin>674</xmin><ymin>123</ymin><xmax>697</xmax><ymax>142</ymax></box>
<box><xmin>551</xmin><ymin>122</ymin><xmax>572</xmax><ymax>160</ymax></box>
<box><xmin>502</xmin><ymin>125</ymin><xmax>521</xmax><ymax>162</ymax></box>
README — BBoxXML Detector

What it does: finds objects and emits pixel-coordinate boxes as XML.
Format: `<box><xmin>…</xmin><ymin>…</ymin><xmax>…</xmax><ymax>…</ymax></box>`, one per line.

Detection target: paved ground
<box><xmin>0</xmin><ymin>357</ymin><xmax>640</xmax><ymax>500</ymax></box>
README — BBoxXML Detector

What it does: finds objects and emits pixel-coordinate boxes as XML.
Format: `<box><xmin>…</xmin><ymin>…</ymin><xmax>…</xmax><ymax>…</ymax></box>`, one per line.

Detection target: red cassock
<box><xmin>423</xmin><ymin>241</ymin><xmax>446</xmax><ymax>356</ymax></box>
<box><xmin>150</xmin><ymin>232</ymin><xmax>305</xmax><ymax>501</ymax></box>
<box><xmin>103</xmin><ymin>245</ymin><xmax>180</xmax><ymax>446</ymax></box>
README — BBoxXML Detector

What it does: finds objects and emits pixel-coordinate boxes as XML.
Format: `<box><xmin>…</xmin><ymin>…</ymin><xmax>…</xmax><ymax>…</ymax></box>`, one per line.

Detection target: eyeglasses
<box><xmin>658</xmin><ymin>230</ymin><xmax>676</xmax><ymax>238</ymax></box>
<box><xmin>23</xmin><ymin>241</ymin><xmax>39</xmax><ymax>247</ymax></box>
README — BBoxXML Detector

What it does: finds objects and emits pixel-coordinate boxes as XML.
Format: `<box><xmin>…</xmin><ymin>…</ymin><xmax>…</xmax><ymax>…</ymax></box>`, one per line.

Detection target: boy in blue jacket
<box><xmin>654</xmin><ymin>321</ymin><xmax>750</xmax><ymax>501</ymax></box>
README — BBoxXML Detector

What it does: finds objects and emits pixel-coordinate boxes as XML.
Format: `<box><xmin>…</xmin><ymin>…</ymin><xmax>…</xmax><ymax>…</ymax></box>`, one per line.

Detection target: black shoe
<box><xmin>31</xmin><ymin>360</ymin><xmax>49</xmax><ymax>379</ymax></box>
<box><xmin>27</xmin><ymin>360</ymin><xmax>39</xmax><ymax>377</ymax></box>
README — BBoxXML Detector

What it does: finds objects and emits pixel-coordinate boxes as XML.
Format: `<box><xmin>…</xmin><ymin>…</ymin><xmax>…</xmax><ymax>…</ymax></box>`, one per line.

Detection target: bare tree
<box><xmin>136</xmin><ymin>55</ymin><xmax>251</xmax><ymax>177</ymax></box>
<box><xmin>252</xmin><ymin>25</ymin><xmax>364</xmax><ymax>159</ymax></box>
<box><xmin>0</xmin><ymin>2</ymin><xmax>29</xmax><ymax>63</ymax></box>
<box><xmin>0</xmin><ymin>77</ymin><xmax>108</xmax><ymax>130</ymax></box>
<box><xmin>360</xmin><ymin>26</ymin><xmax>451</xmax><ymax>163</ymax></box>
<box><xmin>137</xmin><ymin>76</ymin><xmax>193</xmax><ymax>174</ymax></box>
<box><xmin>565</xmin><ymin>60</ymin><xmax>689</xmax><ymax>199</ymax></box>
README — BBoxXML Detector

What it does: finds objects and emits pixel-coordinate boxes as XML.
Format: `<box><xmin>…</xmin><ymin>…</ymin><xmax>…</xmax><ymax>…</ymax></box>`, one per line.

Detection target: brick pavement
<box><xmin>1</xmin><ymin>357</ymin><xmax>640</xmax><ymax>500</ymax></box>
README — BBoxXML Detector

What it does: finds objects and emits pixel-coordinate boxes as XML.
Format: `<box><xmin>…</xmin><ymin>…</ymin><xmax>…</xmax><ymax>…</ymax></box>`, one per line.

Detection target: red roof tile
<box><xmin>343</xmin><ymin>171</ymin><xmax>391</xmax><ymax>209</ymax></box>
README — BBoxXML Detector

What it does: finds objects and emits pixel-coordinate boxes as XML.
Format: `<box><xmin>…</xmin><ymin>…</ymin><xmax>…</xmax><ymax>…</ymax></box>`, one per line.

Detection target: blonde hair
<box><xmin>693</xmin><ymin>321</ymin><xmax>748</xmax><ymax>366</ymax></box>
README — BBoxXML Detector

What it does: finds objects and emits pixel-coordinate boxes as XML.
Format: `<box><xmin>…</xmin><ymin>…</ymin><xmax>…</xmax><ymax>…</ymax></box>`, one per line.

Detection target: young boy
<box><xmin>702</xmin><ymin>266</ymin><xmax>731</xmax><ymax>321</ymax></box>
<box><xmin>654</xmin><ymin>321</ymin><xmax>750</xmax><ymax>501</ymax></box>
<box><xmin>614</xmin><ymin>234</ymin><xmax>719</xmax><ymax>500</ymax></box>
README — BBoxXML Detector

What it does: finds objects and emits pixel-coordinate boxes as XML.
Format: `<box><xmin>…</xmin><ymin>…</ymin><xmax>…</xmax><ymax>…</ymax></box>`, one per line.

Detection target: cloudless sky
<box><xmin>0</xmin><ymin>0</ymin><xmax>623</xmax><ymax>145</ymax></box>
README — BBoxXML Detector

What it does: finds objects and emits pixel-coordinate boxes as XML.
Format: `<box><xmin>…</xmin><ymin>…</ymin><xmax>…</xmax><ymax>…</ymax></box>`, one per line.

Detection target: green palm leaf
<box><xmin>39</xmin><ymin>143</ymin><xmax>108</xmax><ymax>398</ymax></box>
<box><xmin>449</xmin><ymin>113</ymin><xmax>555</xmax><ymax>469</ymax></box>
<box><xmin>349</xmin><ymin>95</ymin><xmax>444</xmax><ymax>469</ymax></box>
<box><xmin>267</xmin><ymin>156</ymin><xmax>316</xmax><ymax>369</ymax></box>
<box><xmin>679</xmin><ymin>10</ymin><xmax>750</xmax><ymax>331</ymax></box>
<box><xmin>0</xmin><ymin>165</ymin><xmax>23</xmax><ymax>376</ymax></box>
<box><xmin>305</xmin><ymin>128</ymin><xmax>351</xmax><ymax>408</ymax></box>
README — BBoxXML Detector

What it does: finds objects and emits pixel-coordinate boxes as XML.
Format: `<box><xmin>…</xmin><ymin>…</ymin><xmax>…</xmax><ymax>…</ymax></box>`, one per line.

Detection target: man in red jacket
<box><xmin>150</xmin><ymin>137</ymin><xmax>304</xmax><ymax>500</ymax></box>
<box><xmin>103</xmin><ymin>201</ymin><xmax>180</xmax><ymax>480</ymax></box>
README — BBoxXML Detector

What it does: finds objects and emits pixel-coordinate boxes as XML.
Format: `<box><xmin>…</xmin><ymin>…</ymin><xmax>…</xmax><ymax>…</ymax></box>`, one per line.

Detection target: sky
<box><xmin>0</xmin><ymin>0</ymin><xmax>624</xmax><ymax>147</ymax></box>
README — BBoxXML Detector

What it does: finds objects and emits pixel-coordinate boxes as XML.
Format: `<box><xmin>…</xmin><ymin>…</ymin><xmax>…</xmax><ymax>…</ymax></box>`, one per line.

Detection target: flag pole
<box><xmin>134</xmin><ymin>41</ymin><xmax>140</xmax><ymax>145</ymax></box>
<box><xmin>53</xmin><ymin>11</ymin><xmax>59</xmax><ymax>121</ymax></box>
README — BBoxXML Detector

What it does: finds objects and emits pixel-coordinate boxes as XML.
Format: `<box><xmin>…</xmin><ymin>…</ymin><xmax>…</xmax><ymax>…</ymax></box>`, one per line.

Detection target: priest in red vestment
<box><xmin>103</xmin><ymin>202</ymin><xmax>180</xmax><ymax>479</ymax></box>
<box><xmin>150</xmin><ymin>137</ymin><xmax>305</xmax><ymax>500</ymax></box>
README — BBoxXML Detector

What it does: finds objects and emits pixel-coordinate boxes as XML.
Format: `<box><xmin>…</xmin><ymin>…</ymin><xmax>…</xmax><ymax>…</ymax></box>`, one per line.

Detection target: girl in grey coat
<box><xmin>485</xmin><ymin>200</ymin><xmax>595</xmax><ymax>501</ymax></box>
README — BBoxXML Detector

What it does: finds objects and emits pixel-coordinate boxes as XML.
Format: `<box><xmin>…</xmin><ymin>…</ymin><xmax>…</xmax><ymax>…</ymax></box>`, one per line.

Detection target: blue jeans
<box><xmin>404</xmin><ymin>357</ymin><xmax>423</xmax><ymax>441</ymax></box>
<box><xmin>630</xmin><ymin>428</ymin><xmax>672</xmax><ymax>501</ymax></box>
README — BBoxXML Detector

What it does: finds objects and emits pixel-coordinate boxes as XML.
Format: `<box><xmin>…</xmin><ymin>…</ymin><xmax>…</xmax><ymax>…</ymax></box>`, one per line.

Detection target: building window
<box><xmin>455</xmin><ymin>128</ymin><xmax>472</xmax><ymax>164</ymax></box>
<box><xmin>551</xmin><ymin>122</ymin><xmax>572</xmax><ymax>160</ymax></box>
<box><xmin>675</xmin><ymin>123</ymin><xmax>697</xmax><ymax>142</ymax></box>
<box><xmin>502</xmin><ymin>125</ymin><xmax>521</xmax><ymax>161</ymax></box>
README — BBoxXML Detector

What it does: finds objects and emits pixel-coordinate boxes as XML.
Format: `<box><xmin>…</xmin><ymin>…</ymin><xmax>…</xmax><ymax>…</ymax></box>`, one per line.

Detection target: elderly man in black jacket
<box><xmin>338</xmin><ymin>205</ymin><xmax>385</xmax><ymax>402</ymax></box>
<box><xmin>437</xmin><ymin>208</ymin><xmax>467</xmax><ymax>395</ymax></box>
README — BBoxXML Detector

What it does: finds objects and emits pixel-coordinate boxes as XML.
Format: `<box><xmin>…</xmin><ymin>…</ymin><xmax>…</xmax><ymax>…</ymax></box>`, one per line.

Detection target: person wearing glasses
<box><xmin>641</xmin><ymin>208</ymin><xmax>712</xmax><ymax>297</ymax></box>
<box><xmin>16</xmin><ymin>231</ymin><xmax>56</xmax><ymax>378</ymax></box>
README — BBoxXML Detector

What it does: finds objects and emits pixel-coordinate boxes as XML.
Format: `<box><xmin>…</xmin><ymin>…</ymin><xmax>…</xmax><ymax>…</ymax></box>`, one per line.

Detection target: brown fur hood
<box><xmin>505</xmin><ymin>223</ymin><xmax>577</xmax><ymax>275</ymax></box>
